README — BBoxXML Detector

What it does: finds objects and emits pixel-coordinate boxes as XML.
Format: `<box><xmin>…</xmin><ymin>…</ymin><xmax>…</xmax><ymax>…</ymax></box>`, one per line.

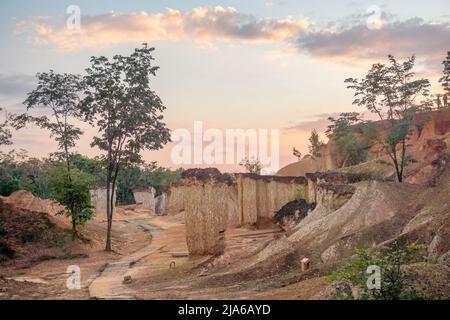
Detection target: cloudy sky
<box><xmin>0</xmin><ymin>0</ymin><xmax>449</xmax><ymax>172</ymax></box>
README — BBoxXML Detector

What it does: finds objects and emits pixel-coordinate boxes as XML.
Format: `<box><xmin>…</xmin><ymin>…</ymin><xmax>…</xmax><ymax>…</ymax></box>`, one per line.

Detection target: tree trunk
<box><xmin>105</xmin><ymin>166</ymin><xmax>112</xmax><ymax>252</ymax></box>
<box><xmin>71</xmin><ymin>214</ymin><xmax>77</xmax><ymax>240</ymax></box>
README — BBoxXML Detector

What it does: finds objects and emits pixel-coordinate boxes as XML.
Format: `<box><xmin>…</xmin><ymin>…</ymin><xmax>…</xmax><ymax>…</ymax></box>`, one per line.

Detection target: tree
<box><xmin>345</xmin><ymin>55</ymin><xmax>431</xmax><ymax>182</ymax></box>
<box><xmin>239</xmin><ymin>157</ymin><xmax>262</xmax><ymax>174</ymax></box>
<box><xmin>434</xmin><ymin>94</ymin><xmax>443</xmax><ymax>109</ymax></box>
<box><xmin>326</xmin><ymin>112</ymin><xmax>376</xmax><ymax>167</ymax></box>
<box><xmin>50</xmin><ymin>165</ymin><xmax>94</xmax><ymax>236</ymax></box>
<box><xmin>439</xmin><ymin>51</ymin><xmax>450</xmax><ymax>106</ymax></box>
<box><xmin>0</xmin><ymin>107</ymin><xmax>13</xmax><ymax>146</ymax></box>
<box><xmin>292</xmin><ymin>147</ymin><xmax>302</xmax><ymax>161</ymax></box>
<box><xmin>308</xmin><ymin>129</ymin><xmax>324</xmax><ymax>158</ymax></box>
<box><xmin>115</xmin><ymin>163</ymin><xmax>182</xmax><ymax>204</ymax></box>
<box><xmin>82</xmin><ymin>44</ymin><xmax>171</xmax><ymax>251</ymax></box>
<box><xmin>13</xmin><ymin>71</ymin><xmax>90</xmax><ymax>234</ymax></box>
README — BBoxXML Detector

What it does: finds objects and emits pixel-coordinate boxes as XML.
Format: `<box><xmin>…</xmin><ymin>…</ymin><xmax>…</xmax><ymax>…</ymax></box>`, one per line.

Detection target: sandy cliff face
<box><xmin>166</xmin><ymin>169</ymin><xmax>313</xmax><ymax>254</ymax></box>
<box><xmin>211</xmin><ymin>165</ymin><xmax>450</xmax><ymax>284</ymax></box>
<box><xmin>171</xmin><ymin>168</ymin><xmax>236</xmax><ymax>255</ymax></box>
<box><xmin>1</xmin><ymin>190</ymin><xmax>66</xmax><ymax>217</ymax></box>
<box><xmin>277</xmin><ymin>109</ymin><xmax>450</xmax><ymax>184</ymax></box>
<box><xmin>236</xmin><ymin>174</ymin><xmax>308</xmax><ymax>226</ymax></box>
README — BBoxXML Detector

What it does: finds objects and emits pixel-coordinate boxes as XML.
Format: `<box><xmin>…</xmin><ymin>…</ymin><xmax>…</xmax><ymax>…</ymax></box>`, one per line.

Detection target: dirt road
<box><xmin>1</xmin><ymin>212</ymin><xmax>327</xmax><ymax>299</ymax></box>
<box><xmin>88</xmin><ymin>219</ymin><xmax>165</xmax><ymax>299</ymax></box>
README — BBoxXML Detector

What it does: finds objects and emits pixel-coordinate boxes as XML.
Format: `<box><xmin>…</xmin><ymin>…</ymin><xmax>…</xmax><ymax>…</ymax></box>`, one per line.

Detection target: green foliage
<box><xmin>140</xmin><ymin>165</ymin><xmax>183</xmax><ymax>196</ymax></box>
<box><xmin>326</xmin><ymin>113</ymin><xmax>376</xmax><ymax>167</ymax></box>
<box><xmin>50</xmin><ymin>165</ymin><xmax>94</xmax><ymax>232</ymax></box>
<box><xmin>345</xmin><ymin>55</ymin><xmax>432</xmax><ymax>182</ymax></box>
<box><xmin>69</xmin><ymin>153</ymin><xmax>105</xmax><ymax>186</ymax></box>
<box><xmin>308</xmin><ymin>129</ymin><xmax>324</xmax><ymax>158</ymax></box>
<box><xmin>239</xmin><ymin>157</ymin><xmax>262</xmax><ymax>174</ymax></box>
<box><xmin>328</xmin><ymin>241</ymin><xmax>433</xmax><ymax>300</ymax></box>
<box><xmin>115</xmin><ymin>164</ymin><xmax>182</xmax><ymax>204</ymax></box>
<box><xmin>439</xmin><ymin>51</ymin><xmax>450</xmax><ymax>106</ymax></box>
<box><xmin>13</xmin><ymin>71</ymin><xmax>84</xmax><ymax>154</ymax></box>
<box><xmin>288</xmin><ymin>185</ymin><xmax>306</xmax><ymax>202</ymax></box>
<box><xmin>82</xmin><ymin>44</ymin><xmax>171</xmax><ymax>251</ymax></box>
<box><xmin>0</xmin><ymin>107</ymin><xmax>13</xmax><ymax>147</ymax></box>
<box><xmin>0</xmin><ymin>150</ymin><xmax>54</xmax><ymax>198</ymax></box>
<box><xmin>11</xmin><ymin>70</ymin><xmax>89</xmax><ymax>236</ymax></box>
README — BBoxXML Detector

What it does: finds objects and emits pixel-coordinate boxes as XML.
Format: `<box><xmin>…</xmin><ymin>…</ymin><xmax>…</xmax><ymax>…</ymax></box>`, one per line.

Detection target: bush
<box><xmin>116</xmin><ymin>164</ymin><xmax>182</xmax><ymax>205</ymax></box>
<box><xmin>289</xmin><ymin>186</ymin><xmax>306</xmax><ymax>201</ymax></box>
<box><xmin>50</xmin><ymin>165</ymin><xmax>94</xmax><ymax>233</ymax></box>
<box><xmin>326</xmin><ymin>113</ymin><xmax>377</xmax><ymax>167</ymax></box>
<box><xmin>239</xmin><ymin>157</ymin><xmax>262</xmax><ymax>174</ymax></box>
<box><xmin>328</xmin><ymin>241</ymin><xmax>436</xmax><ymax>300</ymax></box>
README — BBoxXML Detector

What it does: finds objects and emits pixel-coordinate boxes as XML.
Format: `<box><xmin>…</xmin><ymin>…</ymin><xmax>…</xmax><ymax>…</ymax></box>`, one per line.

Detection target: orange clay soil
<box><xmin>1</xmin><ymin>210</ymin><xmax>328</xmax><ymax>300</ymax></box>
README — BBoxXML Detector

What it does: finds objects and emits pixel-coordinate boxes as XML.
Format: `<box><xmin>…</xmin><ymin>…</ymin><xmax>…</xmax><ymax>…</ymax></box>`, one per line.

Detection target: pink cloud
<box><xmin>16</xmin><ymin>6</ymin><xmax>310</xmax><ymax>51</ymax></box>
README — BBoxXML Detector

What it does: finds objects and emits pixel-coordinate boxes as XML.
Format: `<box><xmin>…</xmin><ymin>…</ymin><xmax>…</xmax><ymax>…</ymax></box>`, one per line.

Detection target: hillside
<box><xmin>277</xmin><ymin>109</ymin><xmax>450</xmax><ymax>184</ymax></box>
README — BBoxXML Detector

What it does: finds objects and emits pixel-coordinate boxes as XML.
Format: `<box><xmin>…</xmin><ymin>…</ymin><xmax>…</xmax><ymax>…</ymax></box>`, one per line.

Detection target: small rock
<box><xmin>123</xmin><ymin>275</ymin><xmax>132</xmax><ymax>284</ymax></box>
<box><xmin>300</xmin><ymin>257</ymin><xmax>310</xmax><ymax>271</ymax></box>
<box><xmin>198</xmin><ymin>268</ymin><xmax>208</xmax><ymax>277</ymax></box>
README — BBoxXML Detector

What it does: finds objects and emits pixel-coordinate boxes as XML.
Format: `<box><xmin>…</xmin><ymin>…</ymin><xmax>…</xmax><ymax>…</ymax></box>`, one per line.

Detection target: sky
<box><xmin>0</xmin><ymin>0</ymin><xmax>449</xmax><ymax>172</ymax></box>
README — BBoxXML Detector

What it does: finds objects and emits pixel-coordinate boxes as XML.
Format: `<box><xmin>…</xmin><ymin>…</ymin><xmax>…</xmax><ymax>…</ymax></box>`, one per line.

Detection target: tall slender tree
<box><xmin>308</xmin><ymin>129</ymin><xmax>324</xmax><ymax>158</ymax></box>
<box><xmin>13</xmin><ymin>71</ymin><xmax>92</xmax><ymax>235</ymax></box>
<box><xmin>82</xmin><ymin>44</ymin><xmax>171</xmax><ymax>251</ymax></box>
<box><xmin>345</xmin><ymin>55</ymin><xmax>431</xmax><ymax>182</ymax></box>
<box><xmin>439</xmin><ymin>51</ymin><xmax>450</xmax><ymax>108</ymax></box>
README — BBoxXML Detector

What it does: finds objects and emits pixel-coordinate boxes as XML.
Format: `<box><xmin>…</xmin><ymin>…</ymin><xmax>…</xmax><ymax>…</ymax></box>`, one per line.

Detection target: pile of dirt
<box><xmin>0</xmin><ymin>196</ymin><xmax>70</xmax><ymax>268</ymax></box>
<box><xmin>3</xmin><ymin>190</ymin><xmax>66</xmax><ymax>216</ymax></box>
<box><xmin>273</xmin><ymin>199</ymin><xmax>316</xmax><ymax>230</ymax></box>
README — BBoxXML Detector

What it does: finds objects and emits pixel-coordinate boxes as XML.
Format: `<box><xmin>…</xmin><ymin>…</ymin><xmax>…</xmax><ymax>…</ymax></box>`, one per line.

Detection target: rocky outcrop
<box><xmin>181</xmin><ymin>168</ymin><xmax>236</xmax><ymax>255</ymax></box>
<box><xmin>1</xmin><ymin>190</ymin><xmax>65</xmax><ymax>216</ymax></box>
<box><xmin>132</xmin><ymin>187</ymin><xmax>156</xmax><ymax>213</ymax></box>
<box><xmin>155</xmin><ymin>193</ymin><xmax>166</xmax><ymax>215</ymax></box>
<box><xmin>167</xmin><ymin>170</ymin><xmax>310</xmax><ymax>227</ymax></box>
<box><xmin>305</xmin><ymin>172</ymin><xmax>368</xmax><ymax>204</ymax></box>
<box><xmin>277</xmin><ymin>109</ymin><xmax>450</xmax><ymax>183</ymax></box>
<box><xmin>316</xmin><ymin>184</ymin><xmax>356</xmax><ymax>211</ymax></box>
<box><xmin>236</xmin><ymin>174</ymin><xmax>308</xmax><ymax>226</ymax></box>
<box><xmin>273</xmin><ymin>199</ymin><xmax>316</xmax><ymax>230</ymax></box>
<box><xmin>167</xmin><ymin>168</ymin><xmax>314</xmax><ymax>254</ymax></box>
<box><xmin>165</xmin><ymin>185</ymin><xmax>186</xmax><ymax>215</ymax></box>
<box><xmin>90</xmin><ymin>186</ymin><xmax>116</xmax><ymax>217</ymax></box>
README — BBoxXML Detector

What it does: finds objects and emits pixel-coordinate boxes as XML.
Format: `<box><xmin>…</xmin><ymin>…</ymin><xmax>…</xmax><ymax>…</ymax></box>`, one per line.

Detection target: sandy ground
<box><xmin>0</xmin><ymin>210</ymin><xmax>328</xmax><ymax>300</ymax></box>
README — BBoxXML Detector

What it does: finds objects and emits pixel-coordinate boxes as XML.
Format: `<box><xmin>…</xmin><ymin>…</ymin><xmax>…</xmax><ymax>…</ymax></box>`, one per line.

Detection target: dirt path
<box><xmin>2</xmin><ymin>212</ymin><xmax>327</xmax><ymax>300</ymax></box>
<box><xmin>88</xmin><ymin>218</ymin><xmax>164</xmax><ymax>299</ymax></box>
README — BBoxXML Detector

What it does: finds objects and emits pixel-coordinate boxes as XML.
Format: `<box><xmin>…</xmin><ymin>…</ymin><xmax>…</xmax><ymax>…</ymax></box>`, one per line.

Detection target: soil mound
<box><xmin>3</xmin><ymin>190</ymin><xmax>66</xmax><ymax>216</ymax></box>
<box><xmin>0</xmin><ymin>196</ymin><xmax>70</xmax><ymax>268</ymax></box>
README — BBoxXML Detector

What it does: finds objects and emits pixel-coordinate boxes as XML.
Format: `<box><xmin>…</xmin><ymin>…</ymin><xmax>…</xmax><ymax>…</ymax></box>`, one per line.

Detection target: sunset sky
<box><xmin>0</xmin><ymin>0</ymin><xmax>449</xmax><ymax>172</ymax></box>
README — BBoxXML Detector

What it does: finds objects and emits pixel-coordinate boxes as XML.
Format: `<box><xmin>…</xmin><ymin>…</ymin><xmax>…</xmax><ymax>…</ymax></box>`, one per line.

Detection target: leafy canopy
<box><xmin>345</xmin><ymin>55</ymin><xmax>431</xmax><ymax>182</ymax></box>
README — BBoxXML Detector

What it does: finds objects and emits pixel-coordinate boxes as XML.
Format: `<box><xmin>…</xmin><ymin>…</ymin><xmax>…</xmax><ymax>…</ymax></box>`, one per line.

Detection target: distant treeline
<box><xmin>0</xmin><ymin>150</ymin><xmax>182</xmax><ymax>205</ymax></box>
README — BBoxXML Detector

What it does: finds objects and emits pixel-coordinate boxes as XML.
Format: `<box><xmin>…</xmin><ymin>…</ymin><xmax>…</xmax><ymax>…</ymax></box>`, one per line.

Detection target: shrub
<box><xmin>50</xmin><ymin>165</ymin><xmax>94</xmax><ymax>234</ymax></box>
<box><xmin>328</xmin><ymin>241</ymin><xmax>436</xmax><ymax>300</ymax></box>
<box><xmin>289</xmin><ymin>186</ymin><xmax>306</xmax><ymax>202</ymax></box>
